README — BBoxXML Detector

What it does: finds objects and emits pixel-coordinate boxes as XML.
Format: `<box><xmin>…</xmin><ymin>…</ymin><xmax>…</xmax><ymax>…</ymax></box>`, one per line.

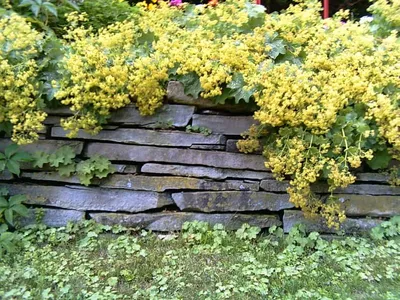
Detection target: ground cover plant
<box><xmin>0</xmin><ymin>218</ymin><xmax>399</xmax><ymax>299</ymax></box>
<box><xmin>0</xmin><ymin>0</ymin><xmax>399</xmax><ymax>227</ymax></box>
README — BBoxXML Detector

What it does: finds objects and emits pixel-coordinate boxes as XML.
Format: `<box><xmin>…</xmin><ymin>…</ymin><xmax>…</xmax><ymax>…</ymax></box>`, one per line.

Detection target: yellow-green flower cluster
<box><xmin>245</xmin><ymin>0</ymin><xmax>400</xmax><ymax>227</ymax></box>
<box><xmin>0</xmin><ymin>14</ymin><xmax>46</xmax><ymax>144</ymax></box>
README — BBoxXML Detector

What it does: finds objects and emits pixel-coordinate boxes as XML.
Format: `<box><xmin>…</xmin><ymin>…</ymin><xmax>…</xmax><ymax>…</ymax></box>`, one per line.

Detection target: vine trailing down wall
<box><xmin>1</xmin><ymin>84</ymin><xmax>399</xmax><ymax>234</ymax></box>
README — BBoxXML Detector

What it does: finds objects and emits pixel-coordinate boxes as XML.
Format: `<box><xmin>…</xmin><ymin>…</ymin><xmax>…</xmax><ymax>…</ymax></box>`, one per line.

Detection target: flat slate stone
<box><xmin>340</xmin><ymin>194</ymin><xmax>400</xmax><ymax>217</ymax></box>
<box><xmin>167</xmin><ymin>81</ymin><xmax>255</xmax><ymax>113</ymax></box>
<box><xmin>90</xmin><ymin>212</ymin><xmax>281</xmax><ymax>231</ymax></box>
<box><xmin>283</xmin><ymin>210</ymin><xmax>382</xmax><ymax>234</ymax></box>
<box><xmin>4</xmin><ymin>184</ymin><xmax>173</xmax><ymax>212</ymax></box>
<box><xmin>109</xmin><ymin>104</ymin><xmax>194</xmax><ymax>127</ymax></box>
<box><xmin>190</xmin><ymin>145</ymin><xmax>225</xmax><ymax>150</ymax></box>
<box><xmin>21</xmin><ymin>208</ymin><xmax>85</xmax><ymax>227</ymax></box>
<box><xmin>260</xmin><ymin>180</ymin><xmax>289</xmax><ymax>192</ymax></box>
<box><xmin>86</xmin><ymin>143</ymin><xmax>267</xmax><ymax>171</ymax></box>
<box><xmin>172</xmin><ymin>191</ymin><xmax>293</xmax><ymax>212</ymax></box>
<box><xmin>226</xmin><ymin>139</ymin><xmax>240</xmax><ymax>152</ymax></box>
<box><xmin>356</xmin><ymin>173</ymin><xmax>390</xmax><ymax>182</ymax></box>
<box><xmin>43</xmin><ymin>116</ymin><xmax>61</xmax><ymax>125</ymax></box>
<box><xmin>52</xmin><ymin>127</ymin><xmax>225</xmax><ymax>147</ymax></box>
<box><xmin>100</xmin><ymin>174</ymin><xmax>259</xmax><ymax>192</ymax></box>
<box><xmin>0</xmin><ymin>139</ymin><xmax>83</xmax><ymax>155</ymax></box>
<box><xmin>141</xmin><ymin>163</ymin><xmax>274</xmax><ymax>180</ymax></box>
<box><xmin>21</xmin><ymin>171</ymin><xmax>83</xmax><ymax>184</ymax></box>
<box><xmin>0</xmin><ymin>170</ymin><xmax>13</xmax><ymax>180</ymax></box>
<box><xmin>192</xmin><ymin>114</ymin><xmax>257</xmax><ymax>136</ymax></box>
<box><xmin>260</xmin><ymin>180</ymin><xmax>400</xmax><ymax>195</ymax></box>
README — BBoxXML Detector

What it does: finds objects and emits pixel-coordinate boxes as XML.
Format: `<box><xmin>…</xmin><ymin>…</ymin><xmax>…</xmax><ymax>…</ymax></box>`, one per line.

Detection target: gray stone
<box><xmin>190</xmin><ymin>145</ymin><xmax>225</xmax><ymax>150</ymax></box>
<box><xmin>100</xmin><ymin>175</ymin><xmax>259</xmax><ymax>192</ymax></box>
<box><xmin>141</xmin><ymin>163</ymin><xmax>274</xmax><ymax>180</ymax></box>
<box><xmin>0</xmin><ymin>139</ymin><xmax>83</xmax><ymax>155</ymax></box>
<box><xmin>192</xmin><ymin>114</ymin><xmax>256</xmax><ymax>135</ymax></box>
<box><xmin>90</xmin><ymin>212</ymin><xmax>281</xmax><ymax>231</ymax></box>
<box><xmin>0</xmin><ymin>170</ymin><xmax>13</xmax><ymax>180</ymax></box>
<box><xmin>21</xmin><ymin>171</ymin><xmax>83</xmax><ymax>184</ymax></box>
<box><xmin>45</xmin><ymin>106</ymin><xmax>73</xmax><ymax>115</ymax></box>
<box><xmin>260</xmin><ymin>180</ymin><xmax>289</xmax><ymax>192</ymax></box>
<box><xmin>172</xmin><ymin>191</ymin><xmax>293</xmax><ymax>212</ymax></box>
<box><xmin>4</xmin><ymin>184</ymin><xmax>173</xmax><ymax>212</ymax></box>
<box><xmin>260</xmin><ymin>180</ymin><xmax>400</xmax><ymax>195</ymax></box>
<box><xmin>43</xmin><ymin>116</ymin><xmax>61</xmax><ymax>125</ymax></box>
<box><xmin>122</xmin><ymin>165</ymin><xmax>138</xmax><ymax>174</ymax></box>
<box><xmin>167</xmin><ymin>81</ymin><xmax>255</xmax><ymax>113</ymax></box>
<box><xmin>340</xmin><ymin>194</ymin><xmax>400</xmax><ymax>217</ymax></box>
<box><xmin>283</xmin><ymin>210</ymin><xmax>382</xmax><ymax>234</ymax></box>
<box><xmin>109</xmin><ymin>104</ymin><xmax>194</xmax><ymax>127</ymax></box>
<box><xmin>21</xmin><ymin>208</ymin><xmax>85</xmax><ymax>227</ymax></box>
<box><xmin>86</xmin><ymin>143</ymin><xmax>267</xmax><ymax>171</ymax></box>
<box><xmin>52</xmin><ymin>127</ymin><xmax>225</xmax><ymax>147</ymax></box>
<box><xmin>356</xmin><ymin>173</ymin><xmax>390</xmax><ymax>182</ymax></box>
<box><xmin>113</xmin><ymin>164</ymin><xmax>128</xmax><ymax>173</ymax></box>
<box><xmin>226</xmin><ymin>139</ymin><xmax>240</xmax><ymax>152</ymax></box>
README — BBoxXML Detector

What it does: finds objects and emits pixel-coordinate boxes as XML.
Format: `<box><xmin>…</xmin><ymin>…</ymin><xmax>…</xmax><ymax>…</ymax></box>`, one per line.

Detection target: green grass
<box><xmin>0</xmin><ymin>220</ymin><xmax>400</xmax><ymax>299</ymax></box>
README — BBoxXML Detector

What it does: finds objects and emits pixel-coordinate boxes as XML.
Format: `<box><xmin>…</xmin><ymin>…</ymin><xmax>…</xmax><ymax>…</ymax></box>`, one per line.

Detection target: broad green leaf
<box><xmin>9</xmin><ymin>194</ymin><xmax>26</xmax><ymax>206</ymax></box>
<box><xmin>78</xmin><ymin>174</ymin><xmax>92</xmax><ymax>186</ymax></box>
<box><xmin>12</xmin><ymin>204</ymin><xmax>29</xmax><ymax>217</ymax></box>
<box><xmin>56</xmin><ymin>146</ymin><xmax>76</xmax><ymax>165</ymax></box>
<box><xmin>0</xmin><ymin>160</ymin><xmax>5</xmax><ymax>172</ymax></box>
<box><xmin>6</xmin><ymin>160</ymin><xmax>20</xmax><ymax>176</ymax></box>
<box><xmin>367</xmin><ymin>149</ymin><xmax>392</xmax><ymax>170</ymax></box>
<box><xmin>0</xmin><ymin>153</ymin><xmax>5</xmax><ymax>159</ymax></box>
<box><xmin>42</xmin><ymin>2</ymin><xmax>57</xmax><ymax>17</ymax></box>
<box><xmin>12</xmin><ymin>152</ymin><xmax>32</xmax><ymax>162</ymax></box>
<box><xmin>4</xmin><ymin>209</ymin><xmax>13</xmax><ymax>226</ymax></box>
<box><xmin>5</xmin><ymin>144</ymin><xmax>19</xmax><ymax>158</ymax></box>
<box><xmin>176</xmin><ymin>72</ymin><xmax>203</xmax><ymax>98</ymax></box>
<box><xmin>32</xmin><ymin>152</ymin><xmax>50</xmax><ymax>168</ymax></box>
<box><xmin>31</xmin><ymin>3</ymin><xmax>40</xmax><ymax>17</ymax></box>
<box><xmin>0</xmin><ymin>196</ymin><xmax>8</xmax><ymax>208</ymax></box>
<box><xmin>58</xmin><ymin>163</ymin><xmax>76</xmax><ymax>177</ymax></box>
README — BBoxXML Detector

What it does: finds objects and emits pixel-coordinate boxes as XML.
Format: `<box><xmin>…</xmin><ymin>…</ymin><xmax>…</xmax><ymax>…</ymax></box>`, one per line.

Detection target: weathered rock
<box><xmin>52</xmin><ymin>127</ymin><xmax>225</xmax><ymax>147</ymax></box>
<box><xmin>260</xmin><ymin>180</ymin><xmax>400</xmax><ymax>195</ymax></box>
<box><xmin>4</xmin><ymin>184</ymin><xmax>173</xmax><ymax>212</ymax></box>
<box><xmin>340</xmin><ymin>194</ymin><xmax>400</xmax><ymax>217</ymax></box>
<box><xmin>141</xmin><ymin>163</ymin><xmax>274</xmax><ymax>180</ymax></box>
<box><xmin>226</xmin><ymin>139</ymin><xmax>240</xmax><ymax>152</ymax></box>
<box><xmin>283</xmin><ymin>210</ymin><xmax>382</xmax><ymax>234</ymax></box>
<box><xmin>86</xmin><ymin>143</ymin><xmax>267</xmax><ymax>171</ymax></box>
<box><xmin>190</xmin><ymin>144</ymin><xmax>225</xmax><ymax>150</ymax></box>
<box><xmin>43</xmin><ymin>116</ymin><xmax>61</xmax><ymax>125</ymax></box>
<box><xmin>356</xmin><ymin>173</ymin><xmax>390</xmax><ymax>182</ymax></box>
<box><xmin>122</xmin><ymin>165</ymin><xmax>138</xmax><ymax>174</ymax></box>
<box><xmin>90</xmin><ymin>212</ymin><xmax>281</xmax><ymax>231</ymax></box>
<box><xmin>100</xmin><ymin>175</ymin><xmax>259</xmax><ymax>192</ymax></box>
<box><xmin>172</xmin><ymin>191</ymin><xmax>293</xmax><ymax>212</ymax></box>
<box><xmin>0</xmin><ymin>139</ymin><xmax>83</xmax><ymax>155</ymax></box>
<box><xmin>167</xmin><ymin>81</ymin><xmax>256</xmax><ymax>113</ymax></box>
<box><xmin>260</xmin><ymin>180</ymin><xmax>289</xmax><ymax>192</ymax></box>
<box><xmin>21</xmin><ymin>208</ymin><xmax>85</xmax><ymax>227</ymax></box>
<box><xmin>0</xmin><ymin>170</ymin><xmax>13</xmax><ymax>180</ymax></box>
<box><xmin>45</xmin><ymin>106</ymin><xmax>72</xmax><ymax>115</ymax></box>
<box><xmin>21</xmin><ymin>171</ymin><xmax>83</xmax><ymax>184</ymax></box>
<box><xmin>109</xmin><ymin>104</ymin><xmax>194</xmax><ymax>127</ymax></box>
<box><xmin>192</xmin><ymin>114</ymin><xmax>257</xmax><ymax>135</ymax></box>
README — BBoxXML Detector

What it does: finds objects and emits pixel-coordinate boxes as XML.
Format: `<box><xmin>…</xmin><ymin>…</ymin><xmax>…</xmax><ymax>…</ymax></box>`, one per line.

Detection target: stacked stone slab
<box><xmin>1</xmin><ymin>81</ymin><xmax>399</xmax><ymax>233</ymax></box>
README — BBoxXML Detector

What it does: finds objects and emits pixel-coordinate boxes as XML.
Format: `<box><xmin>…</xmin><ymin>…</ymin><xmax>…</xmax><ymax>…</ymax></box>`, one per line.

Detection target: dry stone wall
<box><xmin>1</xmin><ymin>82</ymin><xmax>399</xmax><ymax>233</ymax></box>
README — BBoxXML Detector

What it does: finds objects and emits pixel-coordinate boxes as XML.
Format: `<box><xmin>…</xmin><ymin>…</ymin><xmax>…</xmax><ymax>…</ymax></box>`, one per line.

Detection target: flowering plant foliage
<box><xmin>0</xmin><ymin>0</ymin><xmax>399</xmax><ymax>226</ymax></box>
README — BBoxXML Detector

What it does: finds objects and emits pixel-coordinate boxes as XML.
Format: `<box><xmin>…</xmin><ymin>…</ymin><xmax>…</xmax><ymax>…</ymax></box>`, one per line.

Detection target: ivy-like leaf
<box><xmin>58</xmin><ymin>163</ymin><xmax>76</xmax><ymax>177</ymax></box>
<box><xmin>32</xmin><ymin>152</ymin><xmax>50</xmax><ymax>168</ymax></box>
<box><xmin>5</xmin><ymin>144</ymin><xmax>19</xmax><ymax>158</ymax></box>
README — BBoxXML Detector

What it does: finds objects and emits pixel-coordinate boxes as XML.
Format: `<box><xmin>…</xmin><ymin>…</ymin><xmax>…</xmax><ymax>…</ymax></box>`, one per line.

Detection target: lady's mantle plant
<box><xmin>0</xmin><ymin>0</ymin><xmax>399</xmax><ymax>227</ymax></box>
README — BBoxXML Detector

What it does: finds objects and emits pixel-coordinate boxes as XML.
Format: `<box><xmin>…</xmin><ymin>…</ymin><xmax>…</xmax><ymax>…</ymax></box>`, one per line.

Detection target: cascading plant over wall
<box><xmin>0</xmin><ymin>0</ymin><xmax>399</xmax><ymax>228</ymax></box>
